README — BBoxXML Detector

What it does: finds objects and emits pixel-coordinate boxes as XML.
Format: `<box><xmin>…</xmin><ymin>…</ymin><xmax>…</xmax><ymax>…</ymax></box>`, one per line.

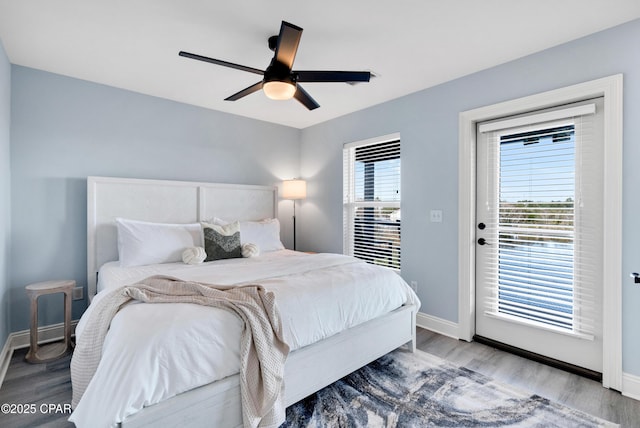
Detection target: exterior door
<box><xmin>475</xmin><ymin>99</ymin><xmax>604</xmax><ymax>372</ymax></box>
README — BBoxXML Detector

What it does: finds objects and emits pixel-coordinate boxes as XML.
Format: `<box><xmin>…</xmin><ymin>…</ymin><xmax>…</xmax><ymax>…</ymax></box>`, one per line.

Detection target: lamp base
<box><xmin>293</xmin><ymin>214</ymin><xmax>297</xmax><ymax>251</ymax></box>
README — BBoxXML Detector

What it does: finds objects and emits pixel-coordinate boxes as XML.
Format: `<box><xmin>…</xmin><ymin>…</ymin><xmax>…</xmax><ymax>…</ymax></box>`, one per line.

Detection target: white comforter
<box><xmin>69</xmin><ymin>250</ymin><xmax>419</xmax><ymax>427</ymax></box>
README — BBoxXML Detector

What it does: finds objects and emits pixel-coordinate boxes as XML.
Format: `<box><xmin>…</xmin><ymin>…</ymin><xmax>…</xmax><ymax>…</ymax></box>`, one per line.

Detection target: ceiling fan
<box><xmin>179</xmin><ymin>21</ymin><xmax>371</xmax><ymax>110</ymax></box>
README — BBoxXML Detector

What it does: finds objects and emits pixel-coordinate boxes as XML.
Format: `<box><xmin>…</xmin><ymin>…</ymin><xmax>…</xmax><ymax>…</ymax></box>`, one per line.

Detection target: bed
<box><xmin>73</xmin><ymin>176</ymin><xmax>419</xmax><ymax>428</ymax></box>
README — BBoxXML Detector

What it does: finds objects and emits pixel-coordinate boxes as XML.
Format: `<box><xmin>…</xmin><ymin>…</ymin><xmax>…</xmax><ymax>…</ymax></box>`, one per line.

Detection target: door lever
<box><xmin>477</xmin><ymin>238</ymin><xmax>488</xmax><ymax>246</ymax></box>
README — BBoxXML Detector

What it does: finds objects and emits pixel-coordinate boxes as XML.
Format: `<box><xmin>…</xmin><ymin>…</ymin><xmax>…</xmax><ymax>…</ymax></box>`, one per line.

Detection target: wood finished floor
<box><xmin>0</xmin><ymin>328</ymin><xmax>638</xmax><ymax>427</ymax></box>
<box><xmin>0</xmin><ymin>347</ymin><xmax>72</xmax><ymax>428</ymax></box>
<box><xmin>416</xmin><ymin>329</ymin><xmax>639</xmax><ymax>427</ymax></box>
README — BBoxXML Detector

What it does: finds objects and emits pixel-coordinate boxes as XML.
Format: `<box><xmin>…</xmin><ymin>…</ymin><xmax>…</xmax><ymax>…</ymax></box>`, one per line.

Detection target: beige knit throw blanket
<box><xmin>70</xmin><ymin>275</ymin><xmax>290</xmax><ymax>428</ymax></box>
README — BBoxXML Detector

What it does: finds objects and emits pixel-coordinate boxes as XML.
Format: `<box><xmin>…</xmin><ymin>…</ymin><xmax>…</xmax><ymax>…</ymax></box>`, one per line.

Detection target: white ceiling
<box><xmin>1</xmin><ymin>1</ymin><xmax>639</xmax><ymax>129</ymax></box>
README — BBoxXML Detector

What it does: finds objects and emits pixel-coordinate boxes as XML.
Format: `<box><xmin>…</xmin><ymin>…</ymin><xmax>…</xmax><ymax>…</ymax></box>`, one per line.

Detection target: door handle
<box><xmin>478</xmin><ymin>222</ymin><xmax>486</xmax><ymax>230</ymax></box>
<box><xmin>477</xmin><ymin>238</ymin><xmax>488</xmax><ymax>246</ymax></box>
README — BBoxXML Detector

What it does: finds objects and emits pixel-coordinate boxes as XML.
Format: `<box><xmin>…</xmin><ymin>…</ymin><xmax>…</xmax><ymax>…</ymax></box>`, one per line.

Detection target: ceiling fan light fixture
<box><xmin>263</xmin><ymin>80</ymin><xmax>297</xmax><ymax>100</ymax></box>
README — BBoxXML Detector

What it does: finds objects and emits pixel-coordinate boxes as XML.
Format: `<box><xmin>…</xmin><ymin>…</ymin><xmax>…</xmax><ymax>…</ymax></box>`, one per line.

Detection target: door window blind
<box><xmin>479</xmin><ymin>102</ymin><xmax>602</xmax><ymax>338</ymax></box>
<box><xmin>343</xmin><ymin>137</ymin><xmax>401</xmax><ymax>270</ymax></box>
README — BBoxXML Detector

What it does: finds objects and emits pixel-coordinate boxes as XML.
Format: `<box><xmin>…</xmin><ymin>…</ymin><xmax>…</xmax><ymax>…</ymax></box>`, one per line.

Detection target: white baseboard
<box><xmin>0</xmin><ymin>334</ymin><xmax>12</xmax><ymax>390</ymax></box>
<box><xmin>0</xmin><ymin>320</ymin><xmax>78</xmax><ymax>388</ymax></box>
<box><xmin>622</xmin><ymin>372</ymin><xmax>640</xmax><ymax>401</ymax></box>
<box><xmin>416</xmin><ymin>312</ymin><xmax>459</xmax><ymax>340</ymax></box>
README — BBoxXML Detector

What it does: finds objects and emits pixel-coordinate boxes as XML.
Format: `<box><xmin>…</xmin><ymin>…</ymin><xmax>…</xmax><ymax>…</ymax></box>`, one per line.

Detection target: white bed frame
<box><xmin>86</xmin><ymin>176</ymin><xmax>417</xmax><ymax>428</ymax></box>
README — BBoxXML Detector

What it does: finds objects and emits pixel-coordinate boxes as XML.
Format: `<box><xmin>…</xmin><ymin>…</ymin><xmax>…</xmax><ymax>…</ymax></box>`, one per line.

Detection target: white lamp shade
<box><xmin>282</xmin><ymin>179</ymin><xmax>307</xmax><ymax>200</ymax></box>
<box><xmin>263</xmin><ymin>81</ymin><xmax>297</xmax><ymax>100</ymax></box>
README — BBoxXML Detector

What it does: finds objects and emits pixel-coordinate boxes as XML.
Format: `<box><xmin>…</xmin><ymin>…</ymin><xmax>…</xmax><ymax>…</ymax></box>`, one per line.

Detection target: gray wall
<box><xmin>0</xmin><ymin>39</ymin><xmax>10</xmax><ymax>348</ymax></box>
<box><xmin>9</xmin><ymin>66</ymin><xmax>301</xmax><ymax>332</ymax></box>
<box><xmin>299</xmin><ymin>19</ymin><xmax>640</xmax><ymax>376</ymax></box>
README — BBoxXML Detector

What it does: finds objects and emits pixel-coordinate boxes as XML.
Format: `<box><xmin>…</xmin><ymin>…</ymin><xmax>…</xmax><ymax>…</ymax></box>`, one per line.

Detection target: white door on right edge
<box><xmin>475</xmin><ymin>98</ymin><xmax>604</xmax><ymax>373</ymax></box>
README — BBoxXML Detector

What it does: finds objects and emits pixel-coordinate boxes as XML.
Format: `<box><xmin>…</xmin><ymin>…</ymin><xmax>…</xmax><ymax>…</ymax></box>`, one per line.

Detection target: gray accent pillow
<box><xmin>203</xmin><ymin>222</ymin><xmax>242</xmax><ymax>261</ymax></box>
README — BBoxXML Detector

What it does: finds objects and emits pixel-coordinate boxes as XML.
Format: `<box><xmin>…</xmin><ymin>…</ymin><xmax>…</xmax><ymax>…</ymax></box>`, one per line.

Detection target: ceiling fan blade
<box><xmin>296</xmin><ymin>70</ymin><xmax>371</xmax><ymax>83</ymax></box>
<box><xmin>179</xmin><ymin>51</ymin><xmax>264</xmax><ymax>76</ymax></box>
<box><xmin>274</xmin><ymin>21</ymin><xmax>303</xmax><ymax>69</ymax></box>
<box><xmin>225</xmin><ymin>81</ymin><xmax>264</xmax><ymax>101</ymax></box>
<box><xmin>293</xmin><ymin>85</ymin><xmax>320</xmax><ymax>110</ymax></box>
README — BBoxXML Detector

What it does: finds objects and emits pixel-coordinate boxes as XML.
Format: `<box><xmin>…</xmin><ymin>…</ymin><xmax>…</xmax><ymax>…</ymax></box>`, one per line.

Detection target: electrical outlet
<box><xmin>410</xmin><ymin>281</ymin><xmax>418</xmax><ymax>292</ymax></box>
<box><xmin>72</xmin><ymin>287</ymin><xmax>84</xmax><ymax>301</ymax></box>
<box><xmin>430</xmin><ymin>210</ymin><xmax>443</xmax><ymax>223</ymax></box>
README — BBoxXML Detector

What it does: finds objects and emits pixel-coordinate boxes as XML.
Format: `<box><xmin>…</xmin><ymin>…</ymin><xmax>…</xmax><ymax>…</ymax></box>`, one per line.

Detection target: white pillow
<box><xmin>116</xmin><ymin>218</ymin><xmax>203</xmax><ymax>267</ymax></box>
<box><xmin>210</xmin><ymin>217</ymin><xmax>285</xmax><ymax>252</ymax></box>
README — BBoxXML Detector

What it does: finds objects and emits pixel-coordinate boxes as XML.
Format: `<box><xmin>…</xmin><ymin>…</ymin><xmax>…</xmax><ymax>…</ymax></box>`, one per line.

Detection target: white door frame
<box><xmin>457</xmin><ymin>74</ymin><xmax>623</xmax><ymax>390</ymax></box>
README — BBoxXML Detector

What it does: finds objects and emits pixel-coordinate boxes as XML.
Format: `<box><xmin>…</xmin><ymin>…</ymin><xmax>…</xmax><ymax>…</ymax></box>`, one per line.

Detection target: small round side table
<box><xmin>25</xmin><ymin>280</ymin><xmax>75</xmax><ymax>363</ymax></box>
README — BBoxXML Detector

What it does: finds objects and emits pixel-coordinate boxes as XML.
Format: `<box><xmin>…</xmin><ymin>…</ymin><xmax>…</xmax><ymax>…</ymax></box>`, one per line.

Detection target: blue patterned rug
<box><xmin>281</xmin><ymin>349</ymin><xmax>617</xmax><ymax>427</ymax></box>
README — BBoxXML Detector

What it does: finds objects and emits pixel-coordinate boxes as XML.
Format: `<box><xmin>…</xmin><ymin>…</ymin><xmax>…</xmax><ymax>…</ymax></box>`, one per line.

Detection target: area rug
<box><xmin>281</xmin><ymin>349</ymin><xmax>617</xmax><ymax>427</ymax></box>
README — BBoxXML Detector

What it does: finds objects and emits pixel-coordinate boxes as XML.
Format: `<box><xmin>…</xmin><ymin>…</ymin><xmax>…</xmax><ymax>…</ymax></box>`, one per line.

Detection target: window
<box><xmin>496</xmin><ymin>123</ymin><xmax>578</xmax><ymax>330</ymax></box>
<box><xmin>343</xmin><ymin>134</ymin><xmax>401</xmax><ymax>270</ymax></box>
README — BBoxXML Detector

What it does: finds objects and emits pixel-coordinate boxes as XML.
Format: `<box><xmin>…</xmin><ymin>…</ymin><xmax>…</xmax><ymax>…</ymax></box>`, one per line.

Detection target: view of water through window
<box><xmin>497</xmin><ymin>124</ymin><xmax>576</xmax><ymax>330</ymax></box>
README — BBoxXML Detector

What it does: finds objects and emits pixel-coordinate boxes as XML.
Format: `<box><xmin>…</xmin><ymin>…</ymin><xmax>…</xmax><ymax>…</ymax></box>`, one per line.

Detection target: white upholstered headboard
<box><xmin>87</xmin><ymin>176</ymin><xmax>278</xmax><ymax>297</ymax></box>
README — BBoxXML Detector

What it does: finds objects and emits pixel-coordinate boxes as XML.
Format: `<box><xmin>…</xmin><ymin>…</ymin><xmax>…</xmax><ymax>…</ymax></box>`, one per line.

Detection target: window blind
<box><xmin>343</xmin><ymin>137</ymin><xmax>401</xmax><ymax>270</ymax></box>
<box><xmin>479</xmin><ymin>103</ymin><xmax>602</xmax><ymax>338</ymax></box>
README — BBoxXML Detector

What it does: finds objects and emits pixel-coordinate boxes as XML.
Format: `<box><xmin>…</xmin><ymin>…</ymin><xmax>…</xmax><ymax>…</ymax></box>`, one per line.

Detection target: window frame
<box><xmin>343</xmin><ymin>133</ymin><xmax>401</xmax><ymax>271</ymax></box>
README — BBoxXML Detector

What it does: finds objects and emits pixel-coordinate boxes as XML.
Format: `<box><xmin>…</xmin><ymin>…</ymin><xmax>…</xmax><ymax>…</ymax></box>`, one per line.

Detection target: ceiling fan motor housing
<box><xmin>264</xmin><ymin>59</ymin><xmax>296</xmax><ymax>86</ymax></box>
